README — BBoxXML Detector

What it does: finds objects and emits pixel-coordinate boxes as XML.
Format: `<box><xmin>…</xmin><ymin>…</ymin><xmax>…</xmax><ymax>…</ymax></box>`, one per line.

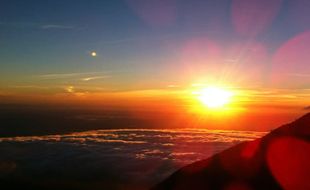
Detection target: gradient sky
<box><xmin>0</xmin><ymin>0</ymin><xmax>309</xmax><ymax>117</ymax></box>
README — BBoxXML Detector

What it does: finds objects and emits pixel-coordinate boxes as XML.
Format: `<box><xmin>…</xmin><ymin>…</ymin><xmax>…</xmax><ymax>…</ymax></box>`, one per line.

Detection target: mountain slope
<box><xmin>153</xmin><ymin>113</ymin><xmax>310</xmax><ymax>190</ymax></box>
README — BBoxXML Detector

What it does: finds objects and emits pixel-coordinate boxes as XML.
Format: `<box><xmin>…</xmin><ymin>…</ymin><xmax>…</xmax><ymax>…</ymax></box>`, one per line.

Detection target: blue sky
<box><xmin>0</xmin><ymin>0</ymin><xmax>309</xmax><ymax>94</ymax></box>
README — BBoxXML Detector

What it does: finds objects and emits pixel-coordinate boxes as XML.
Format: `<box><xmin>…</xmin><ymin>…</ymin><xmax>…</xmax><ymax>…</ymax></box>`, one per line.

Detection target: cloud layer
<box><xmin>0</xmin><ymin>129</ymin><xmax>265</xmax><ymax>189</ymax></box>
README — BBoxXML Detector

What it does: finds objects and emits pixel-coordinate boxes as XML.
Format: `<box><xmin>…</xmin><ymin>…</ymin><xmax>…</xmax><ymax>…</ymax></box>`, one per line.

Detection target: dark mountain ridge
<box><xmin>153</xmin><ymin>113</ymin><xmax>310</xmax><ymax>190</ymax></box>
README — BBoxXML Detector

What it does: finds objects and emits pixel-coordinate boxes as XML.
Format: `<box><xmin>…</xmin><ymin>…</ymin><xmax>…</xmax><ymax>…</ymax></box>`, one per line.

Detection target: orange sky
<box><xmin>1</xmin><ymin>85</ymin><xmax>309</xmax><ymax>131</ymax></box>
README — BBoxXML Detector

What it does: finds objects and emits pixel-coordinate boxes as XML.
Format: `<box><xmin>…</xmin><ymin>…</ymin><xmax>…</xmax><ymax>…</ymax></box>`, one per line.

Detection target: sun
<box><xmin>196</xmin><ymin>87</ymin><xmax>233</xmax><ymax>109</ymax></box>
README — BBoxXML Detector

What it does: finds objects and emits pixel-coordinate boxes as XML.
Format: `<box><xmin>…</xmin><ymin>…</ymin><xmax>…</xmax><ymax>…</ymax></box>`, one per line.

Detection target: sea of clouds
<box><xmin>0</xmin><ymin>129</ymin><xmax>266</xmax><ymax>189</ymax></box>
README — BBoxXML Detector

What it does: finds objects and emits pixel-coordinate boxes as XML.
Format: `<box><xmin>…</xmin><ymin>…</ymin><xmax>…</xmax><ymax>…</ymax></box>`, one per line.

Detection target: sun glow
<box><xmin>196</xmin><ymin>87</ymin><xmax>233</xmax><ymax>109</ymax></box>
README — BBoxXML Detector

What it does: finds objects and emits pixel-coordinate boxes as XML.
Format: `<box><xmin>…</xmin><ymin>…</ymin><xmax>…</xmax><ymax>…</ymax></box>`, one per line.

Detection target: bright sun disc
<box><xmin>197</xmin><ymin>87</ymin><xmax>233</xmax><ymax>109</ymax></box>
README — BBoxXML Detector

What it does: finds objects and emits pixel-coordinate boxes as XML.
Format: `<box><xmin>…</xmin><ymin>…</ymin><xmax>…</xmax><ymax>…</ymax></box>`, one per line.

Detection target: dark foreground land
<box><xmin>153</xmin><ymin>113</ymin><xmax>310</xmax><ymax>190</ymax></box>
<box><xmin>0</xmin><ymin>104</ymin><xmax>177</xmax><ymax>137</ymax></box>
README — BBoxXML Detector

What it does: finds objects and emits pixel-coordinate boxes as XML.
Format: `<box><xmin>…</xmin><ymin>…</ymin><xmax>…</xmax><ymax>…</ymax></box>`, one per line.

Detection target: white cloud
<box><xmin>81</xmin><ymin>76</ymin><xmax>110</xmax><ymax>81</ymax></box>
<box><xmin>37</xmin><ymin>72</ymin><xmax>106</xmax><ymax>80</ymax></box>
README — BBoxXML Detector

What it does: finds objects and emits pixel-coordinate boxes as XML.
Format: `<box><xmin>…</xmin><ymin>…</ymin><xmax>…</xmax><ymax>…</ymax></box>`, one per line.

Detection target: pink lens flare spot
<box><xmin>267</xmin><ymin>137</ymin><xmax>310</xmax><ymax>190</ymax></box>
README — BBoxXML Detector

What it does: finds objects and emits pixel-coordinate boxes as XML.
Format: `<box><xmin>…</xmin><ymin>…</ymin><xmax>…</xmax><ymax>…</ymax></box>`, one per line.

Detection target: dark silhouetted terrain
<box><xmin>153</xmin><ymin>113</ymin><xmax>310</xmax><ymax>190</ymax></box>
<box><xmin>0</xmin><ymin>104</ymin><xmax>182</xmax><ymax>137</ymax></box>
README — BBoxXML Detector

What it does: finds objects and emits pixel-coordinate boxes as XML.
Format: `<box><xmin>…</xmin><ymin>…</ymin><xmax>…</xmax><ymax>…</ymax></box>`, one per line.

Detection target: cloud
<box><xmin>224</xmin><ymin>59</ymin><xmax>239</xmax><ymax>63</ymax></box>
<box><xmin>65</xmin><ymin>86</ymin><xmax>75</xmax><ymax>93</ymax></box>
<box><xmin>9</xmin><ymin>85</ymin><xmax>50</xmax><ymax>89</ymax></box>
<box><xmin>167</xmin><ymin>84</ymin><xmax>179</xmax><ymax>88</ymax></box>
<box><xmin>287</xmin><ymin>73</ymin><xmax>310</xmax><ymax>78</ymax></box>
<box><xmin>37</xmin><ymin>71</ymin><xmax>107</xmax><ymax>80</ymax></box>
<box><xmin>0</xmin><ymin>22</ymin><xmax>74</xmax><ymax>30</ymax></box>
<box><xmin>40</xmin><ymin>24</ymin><xmax>74</xmax><ymax>29</ymax></box>
<box><xmin>0</xmin><ymin>129</ymin><xmax>265</xmax><ymax>189</ymax></box>
<box><xmin>81</xmin><ymin>76</ymin><xmax>110</xmax><ymax>81</ymax></box>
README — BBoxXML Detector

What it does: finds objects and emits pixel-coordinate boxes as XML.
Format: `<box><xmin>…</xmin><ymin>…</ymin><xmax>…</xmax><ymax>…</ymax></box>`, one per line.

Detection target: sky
<box><xmin>0</xmin><ymin>0</ymin><xmax>309</xmax><ymax>129</ymax></box>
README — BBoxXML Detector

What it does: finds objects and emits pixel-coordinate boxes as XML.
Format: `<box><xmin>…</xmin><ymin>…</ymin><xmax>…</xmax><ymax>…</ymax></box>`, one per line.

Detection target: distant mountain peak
<box><xmin>271</xmin><ymin>112</ymin><xmax>310</xmax><ymax>139</ymax></box>
<box><xmin>292</xmin><ymin>112</ymin><xmax>310</xmax><ymax>125</ymax></box>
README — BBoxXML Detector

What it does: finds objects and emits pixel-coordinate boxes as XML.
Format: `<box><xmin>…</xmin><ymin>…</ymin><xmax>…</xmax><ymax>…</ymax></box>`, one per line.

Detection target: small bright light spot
<box><xmin>66</xmin><ymin>86</ymin><xmax>75</xmax><ymax>93</ymax></box>
<box><xmin>91</xmin><ymin>51</ymin><xmax>97</xmax><ymax>57</ymax></box>
<box><xmin>197</xmin><ymin>87</ymin><xmax>233</xmax><ymax>109</ymax></box>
